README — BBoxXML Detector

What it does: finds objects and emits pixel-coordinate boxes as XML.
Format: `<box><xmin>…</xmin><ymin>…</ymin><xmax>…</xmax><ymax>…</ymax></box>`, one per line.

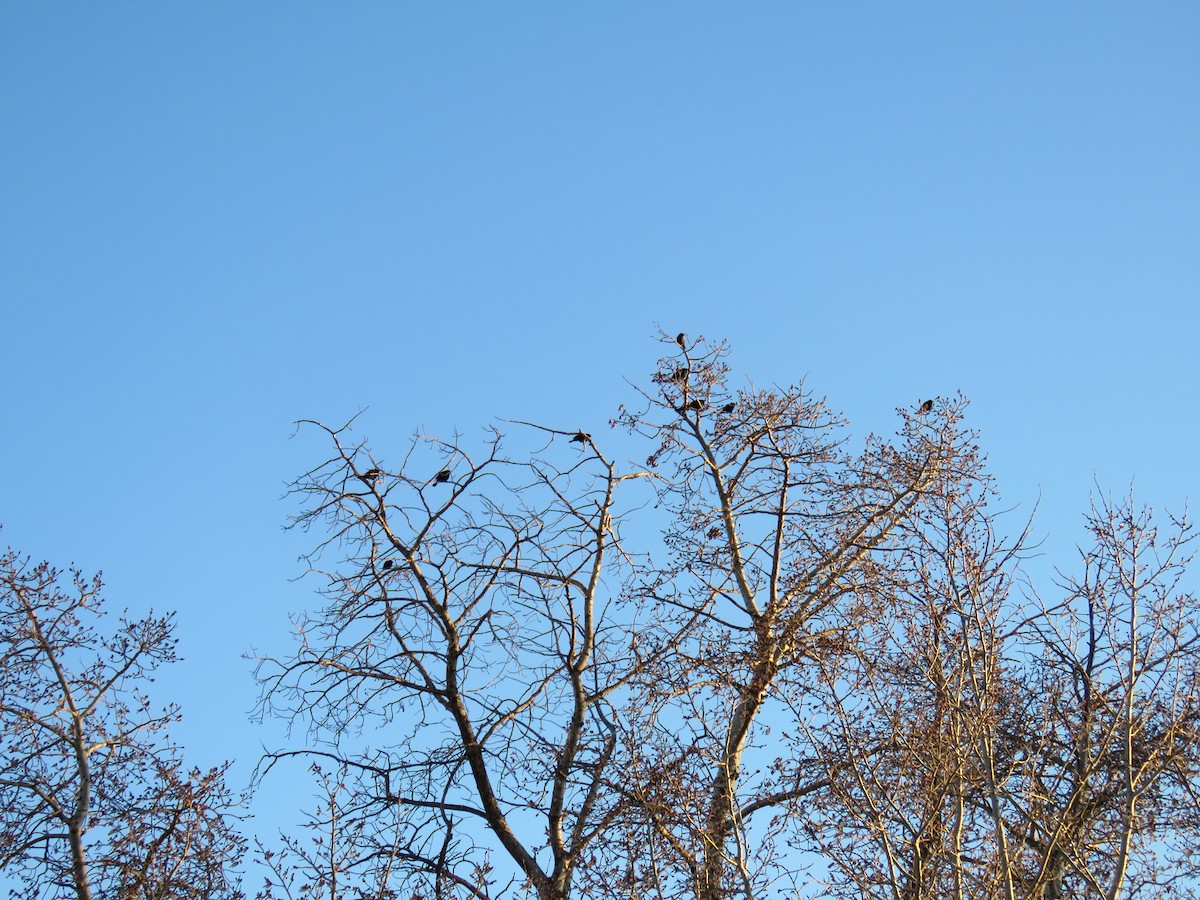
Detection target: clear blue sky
<box><xmin>2</xmin><ymin>0</ymin><xmax>1197</xmax><ymax>874</ymax></box>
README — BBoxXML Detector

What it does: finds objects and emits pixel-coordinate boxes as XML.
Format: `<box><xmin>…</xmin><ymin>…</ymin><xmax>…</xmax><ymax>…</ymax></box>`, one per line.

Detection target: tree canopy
<box><xmin>254</xmin><ymin>336</ymin><xmax>1200</xmax><ymax>900</ymax></box>
<box><xmin>3</xmin><ymin>336</ymin><xmax>1197</xmax><ymax>900</ymax></box>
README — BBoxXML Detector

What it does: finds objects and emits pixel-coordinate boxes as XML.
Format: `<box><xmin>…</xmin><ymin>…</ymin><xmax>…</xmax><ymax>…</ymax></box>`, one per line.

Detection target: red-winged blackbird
<box><xmin>918</xmin><ymin>399</ymin><xmax>934</xmax><ymax>415</ymax></box>
<box><xmin>721</xmin><ymin>402</ymin><xmax>736</xmax><ymax>414</ymax></box>
<box><xmin>675</xmin><ymin>332</ymin><xmax>686</xmax><ymax>348</ymax></box>
<box><xmin>433</xmin><ymin>469</ymin><xmax>451</xmax><ymax>484</ymax></box>
<box><xmin>570</xmin><ymin>431</ymin><xmax>590</xmax><ymax>443</ymax></box>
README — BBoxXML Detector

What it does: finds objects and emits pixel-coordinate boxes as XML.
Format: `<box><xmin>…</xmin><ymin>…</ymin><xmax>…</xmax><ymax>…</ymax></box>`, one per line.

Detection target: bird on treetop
<box><xmin>570</xmin><ymin>431</ymin><xmax>590</xmax><ymax>443</ymax></box>
<box><xmin>918</xmin><ymin>399</ymin><xmax>934</xmax><ymax>415</ymax></box>
<box><xmin>721</xmin><ymin>402</ymin><xmax>736</xmax><ymax>414</ymax></box>
<box><xmin>433</xmin><ymin>469</ymin><xmax>451</xmax><ymax>484</ymax></box>
<box><xmin>671</xmin><ymin>367</ymin><xmax>689</xmax><ymax>382</ymax></box>
<box><xmin>382</xmin><ymin>559</ymin><xmax>394</xmax><ymax>570</ymax></box>
<box><xmin>685</xmin><ymin>398</ymin><xmax>705</xmax><ymax>411</ymax></box>
<box><xmin>361</xmin><ymin>468</ymin><xmax>382</xmax><ymax>481</ymax></box>
<box><xmin>675</xmin><ymin>332</ymin><xmax>686</xmax><ymax>348</ymax></box>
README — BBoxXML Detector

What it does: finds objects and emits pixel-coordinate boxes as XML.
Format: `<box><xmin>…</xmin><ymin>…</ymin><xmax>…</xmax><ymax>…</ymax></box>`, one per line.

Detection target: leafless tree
<box><xmin>602</xmin><ymin>341</ymin><xmax>981</xmax><ymax>900</ymax></box>
<box><xmin>997</xmin><ymin>494</ymin><xmax>1200</xmax><ymax>899</ymax></box>
<box><xmin>255</xmin><ymin>762</ymin><xmax>406</xmax><ymax>900</ymax></box>
<box><xmin>785</xmin><ymin>489</ymin><xmax>1200</xmax><ymax>900</ymax></box>
<box><xmin>0</xmin><ymin>539</ymin><xmax>245</xmax><ymax>900</ymax></box>
<box><xmin>258</xmin><ymin>336</ymin><xmax>1200</xmax><ymax>899</ymax></box>
<box><xmin>790</xmin><ymin>429</ymin><xmax>1031</xmax><ymax>900</ymax></box>
<box><xmin>255</xmin><ymin>407</ymin><xmax>645</xmax><ymax>900</ymax></box>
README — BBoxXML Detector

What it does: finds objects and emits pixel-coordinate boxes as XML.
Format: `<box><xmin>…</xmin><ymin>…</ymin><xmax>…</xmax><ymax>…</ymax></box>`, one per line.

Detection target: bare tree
<box><xmin>604</xmin><ymin>341</ymin><xmax>980</xmax><ymax>900</ymax></box>
<box><xmin>792</xmin><ymin>431</ymin><xmax>1030</xmax><ymax>900</ymax></box>
<box><xmin>256</xmin><ymin>337</ymin><xmax>971</xmax><ymax>898</ymax></box>
<box><xmin>0</xmin><ymin>538</ymin><xmax>245</xmax><ymax>900</ymax></box>
<box><xmin>258</xmin><ymin>336</ymin><xmax>1200</xmax><ymax>899</ymax></box>
<box><xmin>255</xmin><ymin>411</ymin><xmax>644</xmax><ymax>900</ymax></box>
<box><xmin>787</xmin><ymin>489</ymin><xmax>1200</xmax><ymax>900</ymax></box>
<box><xmin>255</xmin><ymin>762</ymin><xmax>405</xmax><ymax>900</ymax></box>
<box><xmin>999</xmin><ymin>494</ymin><xmax>1200</xmax><ymax>899</ymax></box>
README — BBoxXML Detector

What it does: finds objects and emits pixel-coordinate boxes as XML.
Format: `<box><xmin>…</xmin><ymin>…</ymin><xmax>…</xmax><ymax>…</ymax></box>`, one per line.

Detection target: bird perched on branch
<box><xmin>721</xmin><ymin>402</ymin><xmax>736</xmax><ymax>414</ymax></box>
<box><xmin>671</xmin><ymin>367</ymin><xmax>689</xmax><ymax>382</ymax></box>
<box><xmin>382</xmin><ymin>559</ymin><xmax>394</xmax><ymax>570</ymax></box>
<box><xmin>675</xmin><ymin>332</ymin><xmax>686</xmax><ymax>348</ymax></box>
<box><xmin>360</xmin><ymin>468</ymin><xmax>382</xmax><ymax>481</ymax></box>
<box><xmin>684</xmin><ymin>398</ymin><xmax>705</xmax><ymax>411</ymax></box>
<box><xmin>918</xmin><ymin>399</ymin><xmax>934</xmax><ymax>415</ymax></box>
<box><xmin>570</xmin><ymin>431</ymin><xmax>590</xmax><ymax>443</ymax></box>
<box><xmin>433</xmin><ymin>469</ymin><xmax>451</xmax><ymax>484</ymax></box>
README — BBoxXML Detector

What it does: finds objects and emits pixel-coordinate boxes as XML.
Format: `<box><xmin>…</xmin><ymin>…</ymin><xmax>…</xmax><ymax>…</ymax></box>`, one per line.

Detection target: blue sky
<box><xmin>2</xmin><ymin>0</ymin><xmax>1197</xmax><ymax>875</ymax></box>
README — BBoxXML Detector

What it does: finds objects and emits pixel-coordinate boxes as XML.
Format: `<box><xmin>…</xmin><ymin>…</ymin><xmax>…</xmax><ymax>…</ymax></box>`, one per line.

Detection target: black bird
<box><xmin>570</xmin><ymin>431</ymin><xmax>591</xmax><ymax>443</ymax></box>
<box><xmin>675</xmin><ymin>332</ymin><xmax>686</xmax><ymax>348</ymax></box>
<box><xmin>382</xmin><ymin>559</ymin><xmax>394</xmax><ymax>571</ymax></box>
<box><xmin>918</xmin><ymin>399</ymin><xmax>934</xmax><ymax>415</ymax></box>
<box><xmin>721</xmin><ymin>402</ymin><xmax>736</xmax><ymax>414</ymax></box>
<box><xmin>433</xmin><ymin>469</ymin><xmax>451</xmax><ymax>484</ymax></box>
<box><xmin>684</xmin><ymin>398</ymin><xmax>705</xmax><ymax>411</ymax></box>
<box><xmin>707</xmin><ymin>526</ymin><xmax>722</xmax><ymax>539</ymax></box>
<box><xmin>671</xmin><ymin>367</ymin><xmax>689</xmax><ymax>382</ymax></box>
<box><xmin>361</xmin><ymin>468</ymin><xmax>382</xmax><ymax>481</ymax></box>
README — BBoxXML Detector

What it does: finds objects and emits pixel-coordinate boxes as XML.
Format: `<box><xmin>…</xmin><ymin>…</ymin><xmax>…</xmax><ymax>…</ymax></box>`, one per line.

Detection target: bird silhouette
<box><xmin>382</xmin><ymin>559</ymin><xmax>394</xmax><ymax>570</ymax></box>
<box><xmin>361</xmin><ymin>468</ymin><xmax>382</xmax><ymax>481</ymax></box>
<box><xmin>918</xmin><ymin>399</ymin><xmax>934</xmax><ymax>415</ymax></box>
<box><xmin>675</xmin><ymin>332</ymin><xmax>686</xmax><ymax>348</ymax></box>
<box><xmin>684</xmin><ymin>398</ymin><xmax>705</xmax><ymax>411</ymax></box>
<box><xmin>570</xmin><ymin>431</ymin><xmax>590</xmax><ymax>443</ymax></box>
<box><xmin>433</xmin><ymin>469</ymin><xmax>451</xmax><ymax>484</ymax></box>
<box><xmin>721</xmin><ymin>402</ymin><xmax>736</xmax><ymax>414</ymax></box>
<box><xmin>671</xmin><ymin>367</ymin><xmax>689</xmax><ymax>382</ymax></box>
